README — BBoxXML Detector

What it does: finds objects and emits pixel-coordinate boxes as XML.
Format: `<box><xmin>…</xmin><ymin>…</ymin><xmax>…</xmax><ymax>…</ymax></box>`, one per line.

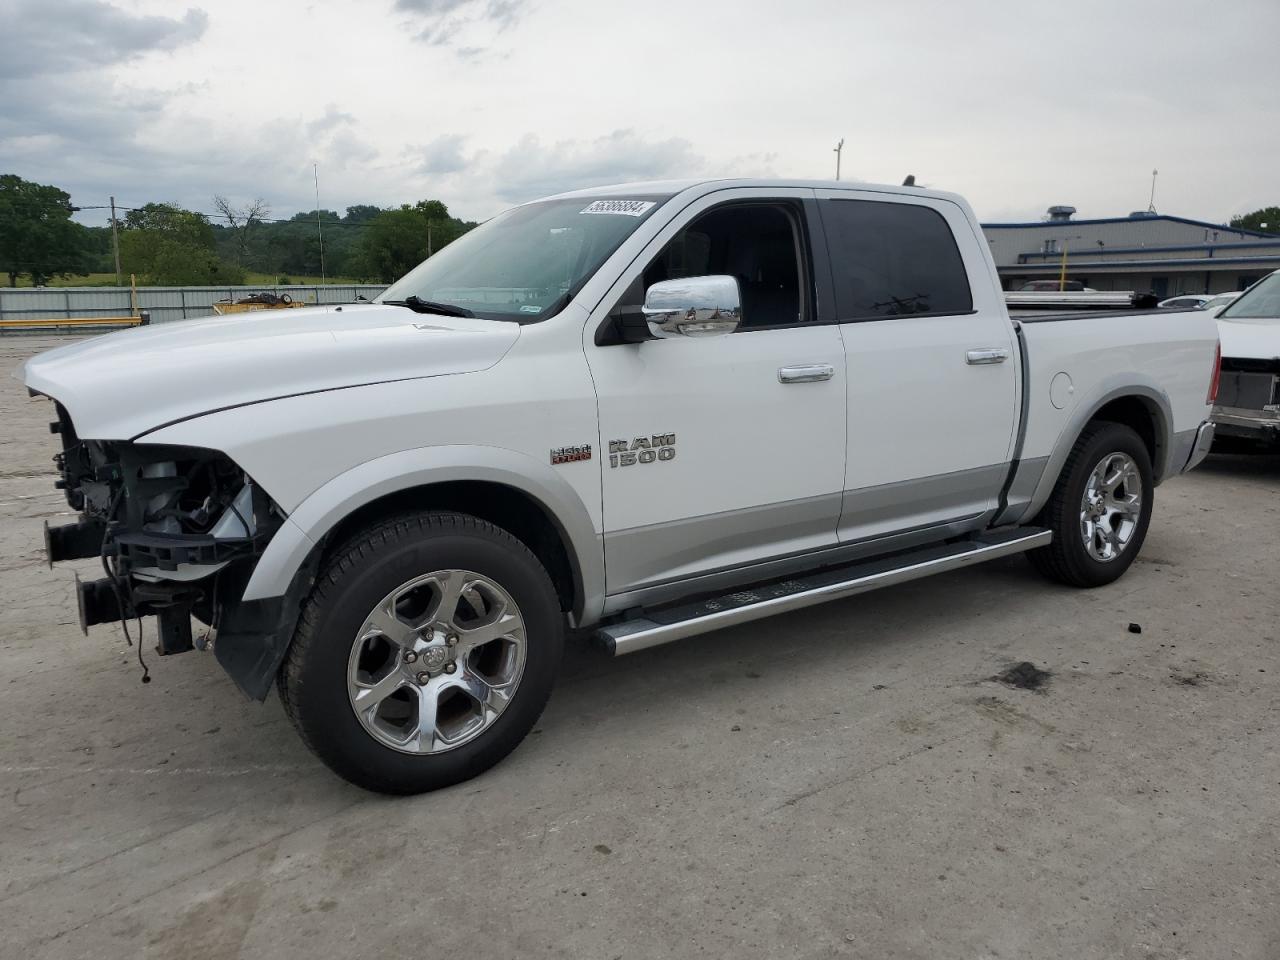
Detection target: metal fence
<box><xmin>0</xmin><ymin>284</ymin><xmax>387</xmax><ymax>323</ymax></box>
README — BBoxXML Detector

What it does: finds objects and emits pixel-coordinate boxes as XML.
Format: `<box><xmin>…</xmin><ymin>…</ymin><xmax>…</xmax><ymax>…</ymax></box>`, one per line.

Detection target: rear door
<box><xmin>814</xmin><ymin>189</ymin><xmax>1019</xmax><ymax>543</ymax></box>
<box><xmin>585</xmin><ymin>188</ymin><xmax>847</xmax><ymax>599</ymax></box>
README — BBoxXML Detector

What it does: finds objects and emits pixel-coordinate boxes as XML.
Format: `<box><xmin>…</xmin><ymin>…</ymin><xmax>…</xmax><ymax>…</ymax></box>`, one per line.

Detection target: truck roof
<box><xmin>542</xmin><ymin>178</ymin><xmax>968</xmax><ymax>207</ymax></box>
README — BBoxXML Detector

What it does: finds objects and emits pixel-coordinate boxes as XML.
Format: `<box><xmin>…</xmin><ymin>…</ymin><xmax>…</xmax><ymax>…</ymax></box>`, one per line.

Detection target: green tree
<box><xmin>352</xmin><ymin>200</ymin><xmax>473</xmax><ymax>283</ymax></box>
<box><xmin>343</xmin><ymin>204</ymin><xmax>381</xmax><ymax>224</ymax></box>
<box><xmin>1230</xmin><ymin>207</ymin><xmax>1280</xmax><ymax>235</ymax></box>
<box><xmin>0</xmin><ymin>174</ymin><xmax>94</xmax><ymax>286</ymax></box>
<box><xmin>120</xmin><ymin>203</ymin><xmax>244</xmax><ymax>285</ymax></box>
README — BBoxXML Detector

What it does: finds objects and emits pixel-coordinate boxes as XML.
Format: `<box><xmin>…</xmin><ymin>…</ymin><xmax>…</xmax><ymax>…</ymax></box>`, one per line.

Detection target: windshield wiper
<box><xmin>383</xmin><ymin>295</ymin><xmax>475</xmax><ymax>318</ymax></box>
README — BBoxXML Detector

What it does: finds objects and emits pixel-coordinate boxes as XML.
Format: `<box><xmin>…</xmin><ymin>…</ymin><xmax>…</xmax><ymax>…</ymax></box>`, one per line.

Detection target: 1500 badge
<box><xmin>609</xmin><ymin>433</ymin><xmax>676</xmax><ymax>467</ymax></box>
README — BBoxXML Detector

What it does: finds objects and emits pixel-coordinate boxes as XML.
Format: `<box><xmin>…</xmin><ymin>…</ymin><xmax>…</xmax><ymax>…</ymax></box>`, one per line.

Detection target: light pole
<box><xmin>833</xmin><ymin>138</ymin><xmax>844</xmax><ymax>181</ymax></box>
<box><xmin>313</xmin><ymin>163</ymin><xmax>326</xmax><ymax>284</ymax></box>
<box><xmin>1147</xmin><ymin>169</ymin><xmax>1158</xmax><ymax>214</ymax></box>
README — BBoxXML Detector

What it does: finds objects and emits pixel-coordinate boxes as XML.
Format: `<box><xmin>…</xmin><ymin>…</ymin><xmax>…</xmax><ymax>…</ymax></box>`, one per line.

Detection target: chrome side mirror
<box><xmin>642</xmin><ymin>275</ymin><xmax>742</xmax><ymax>338</ymax></box>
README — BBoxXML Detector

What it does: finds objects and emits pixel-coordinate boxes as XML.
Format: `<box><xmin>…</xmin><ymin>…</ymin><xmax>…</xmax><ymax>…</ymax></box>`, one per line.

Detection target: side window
<box><xmin>822</xmin><ymin>199</ymin><xmax>973</xmax><ymax>320</ymax></box>
<box><xmin>614</xmin><ymin>202</ymin><xmax>807</xmax><ymax>330</ymax></box>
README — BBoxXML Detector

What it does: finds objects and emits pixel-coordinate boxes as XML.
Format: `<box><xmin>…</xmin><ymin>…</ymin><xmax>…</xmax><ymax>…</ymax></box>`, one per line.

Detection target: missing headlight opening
<box><xmin>43</xmin><ymin>401</ymin><xmax>284</xmax><ymax>668</ymax></box>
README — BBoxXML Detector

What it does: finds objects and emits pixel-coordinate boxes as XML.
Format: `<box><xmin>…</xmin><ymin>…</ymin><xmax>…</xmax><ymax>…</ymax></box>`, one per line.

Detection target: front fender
<box><xmin>240</xmin><ymin>444</ymin><xmax>605</xmax><ymax>625</ymax></box>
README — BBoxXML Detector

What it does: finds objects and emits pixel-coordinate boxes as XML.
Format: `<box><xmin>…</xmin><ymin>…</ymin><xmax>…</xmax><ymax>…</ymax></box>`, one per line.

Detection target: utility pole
<box><xmin>1058</xmin><ymin>234</ymin><xmax>1083</xmax><ymax>291</ymax></box>
<box><xmin>833</xmin><ymin>138</ymin><xmax>845</xmax><ymax>181</ymax></box>
<box><xmin>427</xmin><ymin>221</ymin><xmax>433</xmax><ymax>257</ymax></box>
<box><xmin>1147</xmin><ymin>169</ymin><xmax>1158</xmax><ymax>214</ymax></box>
<box><xmin>109</xmin><ymin>196</ymin><xmax>123</xmax><ymax>286</ymax></box>
<box><xmin>313</xmin><ymin>163</ymin><xmax>327</xmax><ymax>284</ymax></box>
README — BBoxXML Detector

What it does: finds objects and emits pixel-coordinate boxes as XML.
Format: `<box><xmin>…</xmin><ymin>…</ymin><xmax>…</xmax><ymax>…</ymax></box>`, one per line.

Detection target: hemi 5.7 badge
<box><xmin>550</xmin><ymin>444</ymin><xmax>592</xmax><ymax>465</ymax></box>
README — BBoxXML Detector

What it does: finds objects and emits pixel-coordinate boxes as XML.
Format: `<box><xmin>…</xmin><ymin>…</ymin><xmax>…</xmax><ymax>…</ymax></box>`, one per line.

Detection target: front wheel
<box><xmin>278</xmin><ymin>511</ymin><xmax>564</xmax><ymax>794</ymax></box>
<box><xmin>1027</xmin><ymin>421</ymin><xmax>1154</xmax><ymax>588</ymax></box>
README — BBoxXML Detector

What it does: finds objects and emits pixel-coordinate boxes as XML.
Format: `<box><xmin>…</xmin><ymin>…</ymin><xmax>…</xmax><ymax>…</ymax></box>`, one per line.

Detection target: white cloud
<box><xmin>415</xmin><ymin>135</ymin><xmax>470</xmax><ymax>175</ymax></box>
<box><xmin>488</xmin><ymin>130</ymin><xmax>701</xmax><ymax>202</ymax></box>
<box><xmin>1</xmin><ymin>0</ymin><xmax>1278</xmax><ymax>228</ymax></box>
<box><xmin>395</xmin><ymin>0</ymin><xmax>528</xmax><ymax>46</ymax></box>
<box><xmin>0</xmin><ymin>1</ymin><xmax>207</xmax><ymax>78</ymax></box>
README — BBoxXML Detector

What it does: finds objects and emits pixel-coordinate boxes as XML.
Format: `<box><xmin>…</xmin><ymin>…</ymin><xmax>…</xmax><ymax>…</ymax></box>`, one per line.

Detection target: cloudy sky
<box><xmin>2</xmin><ymin>0</ymin><xmax>1278</xmax><ymax>228</ymax></box>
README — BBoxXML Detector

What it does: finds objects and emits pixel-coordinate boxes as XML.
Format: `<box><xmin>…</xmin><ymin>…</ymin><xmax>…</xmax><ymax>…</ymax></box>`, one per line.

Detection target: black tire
<box><xmin>1027</xmin><ymin>421</ymin><xmax>1154</xmax><ymax>588</ymax></box>
<box><xmin>278</xmin><ymin>511</ymin><xmax>563</xmax><ymax>794</ymax></box>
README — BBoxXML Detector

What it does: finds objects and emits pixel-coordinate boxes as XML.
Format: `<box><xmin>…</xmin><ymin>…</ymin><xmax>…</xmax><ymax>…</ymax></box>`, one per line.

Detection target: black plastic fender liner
<box><xmin>213</xmin><ymin>598</ymin><xmax>292</xmax><ymax>700</ymax></box>
<box><xmin>213</xmin><ymin>550</ymin><xmax>321</xmax><ymax>701</ymax></box>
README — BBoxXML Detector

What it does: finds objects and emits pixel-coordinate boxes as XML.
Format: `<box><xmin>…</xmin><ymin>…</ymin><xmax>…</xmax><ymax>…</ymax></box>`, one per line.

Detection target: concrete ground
<box><xmin>1</xmin><ymin>335</ymin><xmax>1277</xmax><ymax>960</ymax></box>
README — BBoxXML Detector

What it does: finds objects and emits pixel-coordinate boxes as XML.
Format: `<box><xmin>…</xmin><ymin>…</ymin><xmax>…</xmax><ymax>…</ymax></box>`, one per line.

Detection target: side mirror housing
<box><xmin>642</xmin><ymin>275</ymin><xmax>742</xmax><ymax>338</ymax></box>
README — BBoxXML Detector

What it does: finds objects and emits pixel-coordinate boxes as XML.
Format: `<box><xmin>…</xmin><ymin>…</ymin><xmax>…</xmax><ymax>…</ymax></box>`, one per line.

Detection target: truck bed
<box><xmin>1000</xmin><ymin>305</ymin><xmax>1217</xmax><ymax>526</ymax></box>
<box><xmin>1013</xmin><ymin>308</ymin><xmax>1177</xmax><ymax>323</ymax></box>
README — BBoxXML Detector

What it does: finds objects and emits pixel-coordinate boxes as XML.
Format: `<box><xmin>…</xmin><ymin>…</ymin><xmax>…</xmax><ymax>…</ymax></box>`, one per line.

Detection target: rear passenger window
<box><xmin>822</xmin><ymin>199</ymin><xmax>973</xmax><ymax>320</ymax></box>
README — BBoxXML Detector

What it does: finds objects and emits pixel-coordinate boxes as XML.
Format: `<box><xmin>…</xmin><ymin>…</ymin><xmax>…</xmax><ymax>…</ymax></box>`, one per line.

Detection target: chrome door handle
<box><xmin>966</xmin><ymin>348</ymin><xmax>1009</xmax><ymax>365</ymax></box>
<box><xmin>778</xmin><ymin>364</ymin><xmax>835</xmax><ymax>383</ymax></box>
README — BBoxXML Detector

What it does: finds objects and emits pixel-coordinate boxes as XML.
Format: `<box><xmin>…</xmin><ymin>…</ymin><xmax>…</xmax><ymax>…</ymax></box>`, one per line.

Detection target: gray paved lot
<box><xmin>2</xmin><ymin>335</ymin><xmax>1278</xmax><ymax>959</ymax></box>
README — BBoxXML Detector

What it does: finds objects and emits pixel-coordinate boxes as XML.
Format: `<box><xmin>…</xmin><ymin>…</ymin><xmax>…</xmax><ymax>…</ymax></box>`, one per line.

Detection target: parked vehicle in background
<box><xmin>1017</xmin><ymin>279</ymin><xmax>1096</xmax><ymax>292</ymax></box>
<box><xmin>18</xmin><ymin>178</ymin><xmax>1220</xmax><ymax>794</ymax></box>
<box><xmin>1203</xmin><ymin>292</ymin><xmax>1243</xmax><ymax>314</ymax></box>
<box><xmin>1158</xmin><ymin>294</ymin><xmax>1212</xmax><ymax>310</ymax></box>
<box><xmin>1212</xmin><ymin>270</ymin><xmax>1280</xmax><ymax>450</ymax></box>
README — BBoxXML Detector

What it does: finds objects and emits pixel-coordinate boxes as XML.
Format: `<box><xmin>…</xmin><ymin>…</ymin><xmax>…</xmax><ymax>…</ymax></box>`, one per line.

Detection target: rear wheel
<box><xmin>1027</xmin><ymin>422</ymin><xmax>1153</xmax><ymax>587</ymax></box>
<box><xmin>278</xmin><ymin>511</ymin><xmax>563</xmax><ymax>794</ymax></box>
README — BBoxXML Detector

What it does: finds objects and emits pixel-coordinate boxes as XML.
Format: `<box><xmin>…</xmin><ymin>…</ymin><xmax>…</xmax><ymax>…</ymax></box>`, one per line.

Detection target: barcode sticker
<box><xmin>579</xmin><ymin>200</ymin><xmax>655</xmax><ymax>217</ymax></box>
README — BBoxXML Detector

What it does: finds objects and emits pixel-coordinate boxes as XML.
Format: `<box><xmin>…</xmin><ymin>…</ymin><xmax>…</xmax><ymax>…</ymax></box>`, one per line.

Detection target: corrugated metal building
<box><xmin>981</xmin><ymin>207</ymin><xmax>1280</xmax><ymax>297</ymax></box>
<box><xmin>0</xmin><ymin>284</ymin><xmax>386</xmax><ymax>324</ymax></box>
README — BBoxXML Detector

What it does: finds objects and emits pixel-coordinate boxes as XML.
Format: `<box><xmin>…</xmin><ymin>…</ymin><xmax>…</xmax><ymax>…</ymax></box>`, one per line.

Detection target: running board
<box><xmin>595</xmin><ymin>527</ymin><xmax>1051</xmax><ymax>656</ymax></box>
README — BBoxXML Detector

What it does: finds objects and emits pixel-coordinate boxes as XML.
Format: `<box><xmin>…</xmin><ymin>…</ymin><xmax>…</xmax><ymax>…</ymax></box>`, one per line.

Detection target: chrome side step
<box><xmin>595</xmin><ymin>527</ymin><xmax>1051</xmax><ymax>656</ymax></box>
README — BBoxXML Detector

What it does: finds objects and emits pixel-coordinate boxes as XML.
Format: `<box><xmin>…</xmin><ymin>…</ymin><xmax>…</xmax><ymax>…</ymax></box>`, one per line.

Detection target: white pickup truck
<box><xmin>19</xmin><ymin>179</ymin><xmax>1220</xmax><ymax>793</ymax></box>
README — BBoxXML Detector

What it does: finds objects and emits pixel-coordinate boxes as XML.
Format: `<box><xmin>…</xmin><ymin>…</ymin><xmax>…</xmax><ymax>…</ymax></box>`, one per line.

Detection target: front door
<box><xmin>814</xmin><ymin>189</ymin><xmax>1019</xmax><ymax>543</ymax></box>
<box><xmin>585</xmin><ymin>189</ymin><xmax>847</xmax><ymax>599</ymax></box>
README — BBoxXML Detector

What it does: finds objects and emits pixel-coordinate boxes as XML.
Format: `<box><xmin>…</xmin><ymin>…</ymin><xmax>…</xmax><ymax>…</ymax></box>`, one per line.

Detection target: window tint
<box><xmin>613</xmin><ymin>202</ymin><xmax>806</xmax><ymax>330</ymax></box>
<box><xmin>822</xmin><ymin>199</ymin><xmax>973</xmax><ymax>320</ymax></box>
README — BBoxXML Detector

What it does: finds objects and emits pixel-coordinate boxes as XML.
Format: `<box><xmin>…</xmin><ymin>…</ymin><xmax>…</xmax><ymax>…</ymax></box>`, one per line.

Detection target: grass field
<box><xmin>9</xmin><ymin>272</ymin><xmax>364</xmax><ymax>288</ymax></box>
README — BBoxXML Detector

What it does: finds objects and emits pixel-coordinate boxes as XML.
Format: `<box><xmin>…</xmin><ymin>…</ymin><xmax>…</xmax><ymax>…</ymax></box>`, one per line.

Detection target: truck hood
<box><xmin>17</xmin><ymin>303</ymin><xmax>521</xmax><ymax>439</ymax></box>
<box><xmin>1217</xmin><ymin>316</ymin><xmax>1280</xmax><ymax>363</ymax></box>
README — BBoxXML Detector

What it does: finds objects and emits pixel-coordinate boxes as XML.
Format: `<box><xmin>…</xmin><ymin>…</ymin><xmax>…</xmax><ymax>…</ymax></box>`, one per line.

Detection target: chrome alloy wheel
<box><xmin>346</xmin><ymin>570</ymin><xmax>527</xmax><ymax>754</ymax></box>
<box><xmin>1079</xmin><ymin>451</ymin><xmax>1143</xmax><ymax>563</ymax></box>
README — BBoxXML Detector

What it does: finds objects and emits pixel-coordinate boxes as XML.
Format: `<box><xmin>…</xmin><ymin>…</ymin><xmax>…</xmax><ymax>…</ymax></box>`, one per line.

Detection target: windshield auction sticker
<box><xmin>579</xmin><ymin>200</ymin><xmax>655</xmax><ymax>217</ymax></box>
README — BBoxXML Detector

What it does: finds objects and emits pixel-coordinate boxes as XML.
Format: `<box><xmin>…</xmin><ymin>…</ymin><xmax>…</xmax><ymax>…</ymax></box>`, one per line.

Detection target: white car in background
<box><xmin>1158</xmin><ymin>294</ymin><xmax>1212</xmax><ymax>310</ymax></box>
<box><xmin>1212</xmin><ymin>271</ymin><xmax>1280</xmax><ymax>450</ymax></box>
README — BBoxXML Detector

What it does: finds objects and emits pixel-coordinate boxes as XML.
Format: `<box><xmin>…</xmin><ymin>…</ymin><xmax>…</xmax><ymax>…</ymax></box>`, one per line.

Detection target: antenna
<box><xmin>833</xmin><ymin>138</ymin><xmax>845</xmax><ymax>181</ymax></box>
<box><xmin>314</xmin><ymin>162</ymin><xmax>327</xmax><ymax>284</ymax></box>
<box><xmin>1147</xmin><ymin>168</ymin><xmax>1158</xmax><ymax>214</ymax></box>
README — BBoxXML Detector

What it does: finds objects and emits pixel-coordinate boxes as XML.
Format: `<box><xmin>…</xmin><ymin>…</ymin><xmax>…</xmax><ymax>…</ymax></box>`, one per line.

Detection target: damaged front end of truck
<box><xmin>42</xmin><ymin>398</ymin><xmax>306</xmax><ymax>698</ymax></box>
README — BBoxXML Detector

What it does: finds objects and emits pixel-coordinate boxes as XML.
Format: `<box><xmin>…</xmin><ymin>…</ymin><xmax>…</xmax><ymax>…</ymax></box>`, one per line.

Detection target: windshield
<box><xmin>1219</xmin><ymin>273</ymin><xmax>1280</xmax><ymax>320</ymax></box>
<box><xmin>378</xmin><ymin>195</ymin><xmax>670</xmax><ymax>322</ymax></box>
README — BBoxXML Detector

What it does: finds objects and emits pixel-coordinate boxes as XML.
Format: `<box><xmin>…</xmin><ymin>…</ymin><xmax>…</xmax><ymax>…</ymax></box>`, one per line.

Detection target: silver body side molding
<box><xmin>596</xmin><ymin>527</ymin><xmax>1052</xmax><ymax>656</ymax></box>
